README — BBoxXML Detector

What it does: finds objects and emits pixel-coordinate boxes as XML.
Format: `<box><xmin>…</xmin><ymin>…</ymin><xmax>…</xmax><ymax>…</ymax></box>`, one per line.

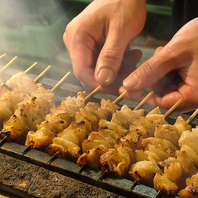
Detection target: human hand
<box><xmin>120</xmin><ymin>18</ymin><xmax>198</xmax><ymax>112</ymax></box>
<box><xmin>63</xmin><ymin>0</ymin><xmax>146</xmax><ymax>94</ymax></box>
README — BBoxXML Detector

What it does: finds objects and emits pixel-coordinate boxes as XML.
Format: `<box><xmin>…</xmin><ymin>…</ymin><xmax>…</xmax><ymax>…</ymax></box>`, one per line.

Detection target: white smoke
<box><xmin>0</xmin><ymin>0</ymin><xmax>75</xmax><ymax>81</ymax></box>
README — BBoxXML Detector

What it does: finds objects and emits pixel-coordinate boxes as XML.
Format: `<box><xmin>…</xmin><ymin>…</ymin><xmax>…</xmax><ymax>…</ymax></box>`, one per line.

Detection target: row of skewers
<box><xmin>0</xmin><ymin>54</ymin><xmax>198</xmax><ymax>198</ymax></box>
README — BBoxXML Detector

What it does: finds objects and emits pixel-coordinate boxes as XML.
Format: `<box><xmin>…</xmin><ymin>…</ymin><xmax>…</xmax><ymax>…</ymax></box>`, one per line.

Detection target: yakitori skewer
<box><xmin>152</xmin><ymin>107</ymin><xmax>198</xmax><ymax>197</ymax></box>
<box><xmin>48</xmin><ymin>103</ymin><xmax>120</xmax><ymax>159</ymax></box>
<box><xmin>47</xmin><ymin>87</ymin><xmax>120</xmax><ymax>159</ymax></box>
<box><xmin>25</xmin><ymin>91</ymin><xmax>87</xmax><ymax>152</ymax></box>
<box><xmin>98</xmin><ymin>98</ymin><xmax>183</xmax><ymax>179</ymax></box>
<box><xmin>77</xmin><ymin>92</ymin><xmax>157</xmax><ymax>171</ymax></box>
<box><xmin>0</xmin><ymin>71</ymin><xmax>72</xmax><ymax>143</ymax></box>
<box><xmin>129</xmin><ymin>101</ymin><xmax>198</xmax><ymax>196</ymax></box>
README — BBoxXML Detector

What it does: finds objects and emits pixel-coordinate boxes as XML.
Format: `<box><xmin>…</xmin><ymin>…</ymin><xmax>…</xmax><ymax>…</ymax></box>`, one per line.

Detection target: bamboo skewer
<box><xmin>34</xmin><ymin>65</ymin><xmax>51</xmax><ymax>83</ymax></box>
<box><xmin>51</xmin><ymin>71</ymin><xmax>71</xmax><ymax>92</ymax></box>
<box><xmin>113</xmin><ymin>90</ymin><xmax>154</xmax><ymax>110</ymax></box>
<box><xmin>0</xmin><ymin>56</ymin><xmax>18</xmax><ymax>73</ymax></box>
<box><xmin>24</xmin><ymin>62</ymin><xmax>38</xmax><ymax>73</ymax></box>
<box><xmin>186</xmin><ymin>108</ymin><xmax>198</xmax><ymax>124</ymax></box>
<box><xmin>164</xmin><ymin>98</ymin><xmax>183</xmax><ymax>118</ymax></box>
<box><xmin>134</xmin><ymin>91</ymin><xmax>154</xmax><ymax>110</ymax></box>
<box><xmin>0</xmin><ymin>53</ymin><xmax>6</xmax><ymax>59</ymax></box>
<box><xmin>85</xmin><ymin>85</ymin><xmax>101</xmax><ymax>101</ymax></box>
<box><xmin>113</xmin><ymin>90</ymin><xmax>127</xmax><ymax>104</ymax></box>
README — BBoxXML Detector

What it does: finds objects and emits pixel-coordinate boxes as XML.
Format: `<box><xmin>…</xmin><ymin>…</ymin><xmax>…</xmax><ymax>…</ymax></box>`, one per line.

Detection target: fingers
<box><xmin>120</xmin><ymin>79</ymin><xmax>198</xmax><ymax>112</ymax></box>
<box><xmin>122</xmin><ymin>45</ymin><xmax>184</xmax><ymax>91</ymax></box>
<box><xmin>94</xmin><ymin>32</ymin><xmax>129</xmax><ymax>86</ymax></box>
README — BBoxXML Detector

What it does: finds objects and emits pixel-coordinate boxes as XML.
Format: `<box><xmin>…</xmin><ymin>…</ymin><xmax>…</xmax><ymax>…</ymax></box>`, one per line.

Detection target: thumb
<box><xmin>123</xmin><ymin>46</ymin><xmax>178</xmax><ymax>91</ymax></box>
<box><xmin>94</xmin><ymin>32</ymin><xmax>129</xmax><ymax>86</ymax></box>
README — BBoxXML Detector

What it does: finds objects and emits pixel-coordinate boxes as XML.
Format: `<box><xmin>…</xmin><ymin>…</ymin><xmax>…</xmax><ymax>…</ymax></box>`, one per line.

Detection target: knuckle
<box><xmin>101</xmin><ymin>49</ymin><xmax>121</xmax><ymax>61</ymax></box>
<box><xmin>139</xmin><ymin>60</ymin><xmax>156</xmax><ymax>78</ymax></box>
<box><xmin>160</xmin><ymin>47</ymin><xmax>178</xmax><ymax>68</ymax></box>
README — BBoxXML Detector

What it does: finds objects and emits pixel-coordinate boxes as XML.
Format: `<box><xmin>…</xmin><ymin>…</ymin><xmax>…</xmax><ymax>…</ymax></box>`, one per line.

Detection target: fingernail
<box><xmin>97</xmin><ymin>68</ymin><xmax>114</xmax><ymax>84</ymax></box>
<box><xmin>123</xmin><ymin>74</ymin><xmax>139</xmax><ymax>88</ymax></box>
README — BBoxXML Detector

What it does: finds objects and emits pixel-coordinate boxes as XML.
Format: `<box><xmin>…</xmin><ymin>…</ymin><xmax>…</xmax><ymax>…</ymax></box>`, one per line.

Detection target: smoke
<box><xmin>0</xmin><ymin>0</ymin><xmax>78</xmax><ymax>82</ymax></box>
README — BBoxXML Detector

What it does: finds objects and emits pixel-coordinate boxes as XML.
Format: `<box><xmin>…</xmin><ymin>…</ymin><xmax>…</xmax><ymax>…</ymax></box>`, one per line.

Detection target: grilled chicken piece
<box><xmin>135</xmin><ymin>144</ymin><xmax>172</xmax><ymax>163</ymax></box>
<box><xmin>122</xmin><ymin>107</ymin><xmax>168</xmax><ymax>146</ymax></box>
<box><xmin>153</xmin><ymin>150</ymin><xmax>197</xmax><ymax>195</ymax></box>
<box><xmin>125</xmin><ymin>117</ymin><xmax>156</xmax><ymax>145</ymax></box>
<box><xmin>99</xmin><ymin>107</ymin><xmax>167</xmax><ymax>177</ymax></box>
<box><xmin>154</xmin><ymin>124</ymin><xmax>180</xmax><ymax>147</ymax></box>
<box><xmin>0</xmin><ymin>72</ymin><xmax>38</xmax><ymax>128</ymax></box>
<box><xmin>79</xmin><ymin>120</ymin><xmax>129</xmax><ymax>170</ymax></box>
<box><xmin>178</xmin><ymin>128</ymin><xmax>198</xmax><ymax>155</ymax></box>
<box><xmin>111</xmin><ymin>105</ymin><xmax>145</xmax><ymax>128</ymax></box>
<box><xmin>48</xmin><ymin>100</ymin><xmax>119</xmax><ymax>159</ymax></box>
<box><xmin>100</xmin><ymin>141</ymin><xmax>135</xmax><ymax>177</ymax></box>
<box><xmin>129</xmin><ymin>137</ymin><xmax>178</xmax><ymax>185</ymax></box>
<box><xmin>6</xmin><ymin>72</ymin><xmax>37</xmax><ymax>95</ymax></box>
<box><xmin>25</xmin><ymin>91</ymin><xmax>86</xmax><ymax>150</ymax></box>
<box><xmin>139</xmin><ymin>137</ymin><xmax>178</xmax><ymax>153</ymax></box>
<box><xmin>48</xmin><ymin>120</ymin><xmax>88</xmax><ymax>158</ymax></box>
<box><xmin>178</xmin><ymin>172</ymin><xmax>198</xmax><ymax>198</ymax></box>
<box><xmin>77</xmin><ymin>106</ymin><xmax>144</xmax><ymax>169</ymax></box>
<box><xmin>0</xmin><ymin>83</ymin><xmax>56</xmax><ymax>143</ymax></box>
<box><xmin>154</xmin><ymin>116</ymin><xmax>192</xmax><ymax>147</ymax></box>
<box><xmin>129</xmin><ymin>160</ymin><xmax>162</xmax><ymax>186</ymax></box>
<box><xmin>180</xmin><ymin>145</ymin><xmax>198</xmax><ymax>166</ymax></box>
<box><xmin>174</xmin><ymin>116</ymin><xmax>192</xmax><ymax>136</ymax></box>
<box><xmin>146</xmin><ymin>106</ymin><xmax>167</xmax><ymax>125</ymax></box>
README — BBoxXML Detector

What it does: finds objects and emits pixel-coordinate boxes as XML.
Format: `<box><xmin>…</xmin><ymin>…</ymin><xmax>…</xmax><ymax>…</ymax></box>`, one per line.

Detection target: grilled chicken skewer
<box><xmin>0</xmin><ymin>82</ymin><xmax>56</xmax><ymax>143</ymax></box>
<box><xmin>25</xmin><ymin>91</ymin><xmax>86</xmax><ymax>150</ymax></box>
<box><xmin>128</xmin><ymin>108</ymin><xmax>197</xmax><ymax>196</ymax></box>
<box><xmin>77</xmin><ymin>92</ymin><xmax>154</xmax><ymax>171</ymax></box>
<box><xmin>48</xmin><ymin>91</ymin><xmax>152</xmax><ymax>160</ymax></box>
<box><xmin>0</xmin><ymin>72</ymin><xmax>71</xmax><ymax>144</ymax></box>
<box><xmin>47</xmin><ymin>99</ymin><xmax>119</xmax><ymax>159</ymax></box>
<box><xmin>153</xmin><ymin>120</ymin><xmax>198</xmax><ymax>197</ymax></box>
<box><xmin>99</xmin><ymin>107</ymin><xmax>167</xmax><ymax>177</ymax></box>
<box><xmin>77</xmin><ymin>105</ymin><xmax>144</xmax><ymax>170</ymax></box>
<box><xmin>25</xmin><ymin>84</ymin><xmax>101</xmax><ymax>150</ymax></box>
<box><xmin>129</xmin><ymin>115</ymin><xmax>192</xmax><ymax>186</ymax></box>
<box><xmin>0</xmin><ymin>64</ymin><xmax>50</xmax><ymax>129</ymax></box>
<box><xmin>99</xmin><ymin>100</ymin><xmax>183</xmax><ymax>178</ymax></box>
<box><xmin>128</xmin><ymin>107</ymin><xmax>192</xmax><ymax>187</ymax></box>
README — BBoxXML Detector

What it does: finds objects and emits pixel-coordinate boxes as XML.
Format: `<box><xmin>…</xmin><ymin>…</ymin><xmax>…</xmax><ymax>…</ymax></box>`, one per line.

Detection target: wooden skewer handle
<box><xmin>0</xmin><ymin>56</ymin><xmax>18</xmax><ymax>73</ymax></box>
<box><xmin>51</xmin><ymin>71</ymin><xmax>71</xmax><ymax>92</ymax></box>
<box><xmin>164</xmin><ymin>98</ymin><xmax>183</xmax><ymax>118</ymax></box>
<box><xmin>34</xmin><ymin>65</ymin><xmax>51</xmax><ymax>83</ymax></box>
<box><xmin>85</xmin><ymin>85</ymin><xmax>101</xmax><ymax>101</ymax></box>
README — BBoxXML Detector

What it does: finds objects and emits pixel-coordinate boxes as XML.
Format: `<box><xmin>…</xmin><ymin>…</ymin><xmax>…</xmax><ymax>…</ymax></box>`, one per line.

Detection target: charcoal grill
<box><xmin>0</xmin><ymin>67</ymin><xmax>197</xmax><ymax>198</ymax></box>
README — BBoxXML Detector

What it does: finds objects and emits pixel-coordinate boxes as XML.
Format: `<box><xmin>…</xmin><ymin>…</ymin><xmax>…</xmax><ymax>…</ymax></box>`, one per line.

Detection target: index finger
<box><xmin>123</xmin><ymin>45</ymin><xmax>185</xmax><ymax>91</ymax></box>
